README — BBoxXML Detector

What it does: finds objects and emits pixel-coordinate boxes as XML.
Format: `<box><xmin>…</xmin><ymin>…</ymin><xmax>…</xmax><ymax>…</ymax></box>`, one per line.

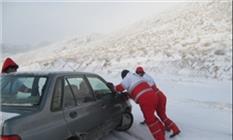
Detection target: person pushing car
<box><xmin>114</xmin><ymin>69</ymin><xmax>165</xmax><ymax>140</ymax></box>
<box><xmin>135</xmin><ymin>66</ymin><xmax>181</xmax><ymax>138</ymax></box>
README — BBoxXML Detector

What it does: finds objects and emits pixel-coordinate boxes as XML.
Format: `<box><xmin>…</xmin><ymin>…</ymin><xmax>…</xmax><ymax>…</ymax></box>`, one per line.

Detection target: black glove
<box><xmin>106</xmin><ymin>82</ymin><xmax>115</xmax><ymax>93</ymax></box>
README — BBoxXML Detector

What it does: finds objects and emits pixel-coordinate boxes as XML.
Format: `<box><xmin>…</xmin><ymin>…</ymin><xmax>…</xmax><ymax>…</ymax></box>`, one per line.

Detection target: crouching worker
<box><xmin>136</xmin><ymin>66</ymin><xmax>181</xmax><ymax>138</ymax></box>
<box><xmin>114</xmin><ymin>70</ymin><xmax>165</xmax><ymax>140</ymax></box>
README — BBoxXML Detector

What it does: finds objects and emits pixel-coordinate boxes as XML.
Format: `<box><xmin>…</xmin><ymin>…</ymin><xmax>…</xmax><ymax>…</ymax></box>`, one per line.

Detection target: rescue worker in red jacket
<box><xmin>115</xmin><ymin>69</ymin><xmax>165</xmax><ymax>140</ymax></box>
<box><xmin>136</xmin><ymin>66</ymin><xmax>181</xmax><ymax>138</ymax></box>
<box><xmin>1</xmin><ymin>57</ymin><xmax>19</xmax><ymax>73</ymax></box>
<box><xmin>1</xmin><ymin>57</ymin><xmax>31</xmax><ymax>93</ymax></box>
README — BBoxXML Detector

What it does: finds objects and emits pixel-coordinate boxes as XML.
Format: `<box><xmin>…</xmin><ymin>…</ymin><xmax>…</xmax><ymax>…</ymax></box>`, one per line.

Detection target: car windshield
<box><xmin>0</xmin><ymin>75</ymin><xmax>48</xmax><ymax>107</ymax></box>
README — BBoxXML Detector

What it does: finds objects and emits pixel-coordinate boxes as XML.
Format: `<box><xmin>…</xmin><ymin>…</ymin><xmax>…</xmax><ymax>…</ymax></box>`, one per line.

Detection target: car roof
<box><xmin>1</xmin><ymin>71</ymin><xmax>98</xmax><ymax>77</ymax></box>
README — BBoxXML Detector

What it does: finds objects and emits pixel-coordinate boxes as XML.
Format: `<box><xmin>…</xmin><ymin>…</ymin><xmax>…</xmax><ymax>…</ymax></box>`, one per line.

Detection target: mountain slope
<box><xmin>9</xmin><ymin>0</ymin><xmax>232</xmax><ymax>80</ymax></box>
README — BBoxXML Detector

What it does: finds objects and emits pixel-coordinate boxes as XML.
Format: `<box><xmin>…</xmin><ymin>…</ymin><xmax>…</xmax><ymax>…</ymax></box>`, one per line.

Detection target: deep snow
<box><xmin>100</xmin><ymin>77</ymin><xmax>232</xmax><ymax>140</ymax></box>
<box><xmin>0</xmin><ymin>0</ymin><xmax>232</xmax><ymax>139</ymax></box>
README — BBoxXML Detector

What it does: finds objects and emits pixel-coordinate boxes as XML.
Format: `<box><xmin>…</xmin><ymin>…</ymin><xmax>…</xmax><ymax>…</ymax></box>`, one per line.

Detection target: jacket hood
<box><xmin>1</xmin><ymin>57</ymin><xmax>19</xmax><ymax>73</ymax></box>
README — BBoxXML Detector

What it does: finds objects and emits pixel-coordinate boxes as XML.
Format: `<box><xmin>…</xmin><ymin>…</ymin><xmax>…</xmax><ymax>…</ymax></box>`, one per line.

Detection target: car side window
<box><xmin>87</xmin><ymin>76</ymin><xmax>112</xmax><ymax>99</ymax></box>
<box><xmin>63</xmin><ymin>79</ymin><xmax>76</xmax><ymax>108</ymax></box>
<box><xmin>51</xmin><ymin>78</ymin><xmax>63</xmax><ymax>111</ymax></box>
<box><xmin>13</xmin><ymin>77</ymin><xmax>34</xmax><ymax>99</ymax></box>
<box><xmin>65</xmin><ymin>77</ymin><xmax>94</xmax><ymax>105</ymax></box>
<box><xmin>38</xmin><ymin>78</ymin><xmax>47</xmax><ymax>95</ymax></box>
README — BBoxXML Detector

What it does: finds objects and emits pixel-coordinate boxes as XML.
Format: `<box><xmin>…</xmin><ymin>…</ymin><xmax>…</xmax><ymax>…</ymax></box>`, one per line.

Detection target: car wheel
<box><xmin>116</xmin><ymin>112</ymin><xmax>133</xmax><ymax>131</ymax></box>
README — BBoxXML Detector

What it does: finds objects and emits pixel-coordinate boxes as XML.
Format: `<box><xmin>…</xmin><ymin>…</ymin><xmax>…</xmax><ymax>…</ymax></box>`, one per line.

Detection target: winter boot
<box><xmin>147</xmin><ymin>121</ymin><xmax>165</xmax><ymax>140</ymax></box>
<box><xmin>164</xmin><ymin>118</ymin><xmax>181</xmax><ymax>137</ymax></box>
<box><xmin>169</xmin><ymin>123</ymin><xmax>180</xmax><ymax>138</ymax></box>
<box><xmin>140</xmin><ymin>120</ymin><xmax>146</xmax><ymax>125</ymax></box>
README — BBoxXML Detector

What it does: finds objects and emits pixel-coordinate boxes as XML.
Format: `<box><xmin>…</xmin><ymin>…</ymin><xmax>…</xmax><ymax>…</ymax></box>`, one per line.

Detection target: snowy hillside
<box><xmin>1</xmin><ymin>1</ymin><xmax>232</xmax><ymax>140</ymax></box>
<box><xmin>4</xmin><ymin>0</ymin><xmax>232</xmax><ymax>81</ymax></box>
<box><xmin>4</xmin><ymin>0</ymin><xmax>231</xmax><ymax>80</ymax></box>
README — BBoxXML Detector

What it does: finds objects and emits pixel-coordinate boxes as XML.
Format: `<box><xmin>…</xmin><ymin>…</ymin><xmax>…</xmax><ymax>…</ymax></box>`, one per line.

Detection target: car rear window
<box><xmin>0</xmin><ymin>75</ymin><xmax>48</xmax><ymax>107</ymax></box>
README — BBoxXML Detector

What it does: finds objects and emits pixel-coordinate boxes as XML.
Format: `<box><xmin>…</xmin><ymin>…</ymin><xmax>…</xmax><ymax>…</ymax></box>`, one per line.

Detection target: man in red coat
<box><xmin>136</xmin><ymin>66</ymin><xmax>181</xmax><ymax>138</ymax></box>
<box><xmin>115</xmin><ymin>70</ymin><xmax>165</xmax><ymax>140</ymax></box>
<box><xmin>1</xmin><ymin>57</ymin><xmax>19</xmax><ymax>73</ymax></box>
<box><xmin>1</xmin><ymin>57</ymin><xmax>31</xmax><ymax>93</ymax></box>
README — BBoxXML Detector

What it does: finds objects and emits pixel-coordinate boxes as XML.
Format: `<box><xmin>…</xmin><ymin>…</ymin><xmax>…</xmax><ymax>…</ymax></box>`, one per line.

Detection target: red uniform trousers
<box><xmin>156</xmin><ymin>91</ymin><xmax>180</xmax><ymax>135</ymax></box>
<box><xmin>138</xmin><ymin>91</ymin><xmax>165</xmax><ymax>140</ymax></box>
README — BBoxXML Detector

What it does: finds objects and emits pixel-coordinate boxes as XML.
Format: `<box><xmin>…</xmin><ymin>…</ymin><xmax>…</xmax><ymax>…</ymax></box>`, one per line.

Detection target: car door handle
<box><xmin>69</xmin><ymin>111</ymin><xmax>78</xmax><ymax>119</ymax></box>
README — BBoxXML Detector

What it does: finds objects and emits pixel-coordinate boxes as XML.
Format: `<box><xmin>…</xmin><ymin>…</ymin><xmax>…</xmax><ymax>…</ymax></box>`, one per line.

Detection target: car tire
<box><xmin>115</xmin><ymin>112</ymin><xmax>134</xmax><ymax>131</ymax></box>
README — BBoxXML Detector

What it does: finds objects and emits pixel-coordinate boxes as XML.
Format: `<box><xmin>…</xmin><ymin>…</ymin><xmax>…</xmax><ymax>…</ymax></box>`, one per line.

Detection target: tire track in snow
<box><xmin>112</xmin><ymin>132</ymin><xmax>129</xmax><ymax>140</ymax></box>
<box><xmin>125</xmin><ymin>131</ymin><xmax>145</xmax><ymax>140</ymax></box>
<box><xmin>102</xmin><ymin>131</ymin><xmax>144</xmax><ymax>140</ymax></box>
<box><xmin>112</xmin><ymin>131</ymin><xmax>137</xmax><ymax>140</ymax></box>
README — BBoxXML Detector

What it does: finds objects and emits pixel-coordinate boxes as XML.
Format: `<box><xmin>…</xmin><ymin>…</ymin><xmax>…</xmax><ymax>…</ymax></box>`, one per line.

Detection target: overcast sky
<box><xmin>1</xmin><ymin>1</ymin><xmax>186</xmax><ymax>46</ymax></box>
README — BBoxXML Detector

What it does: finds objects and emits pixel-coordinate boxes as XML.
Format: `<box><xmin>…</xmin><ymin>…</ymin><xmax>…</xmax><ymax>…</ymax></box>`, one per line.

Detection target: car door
<box><xmin>86</xmin><ymin>75</ymin><xmax>123</xmax><ymax>127</ymax></box>
<box><xmin>62</xmin><ymin>75</ymin><xmax>104</xmax><ymax>137</ymax></box>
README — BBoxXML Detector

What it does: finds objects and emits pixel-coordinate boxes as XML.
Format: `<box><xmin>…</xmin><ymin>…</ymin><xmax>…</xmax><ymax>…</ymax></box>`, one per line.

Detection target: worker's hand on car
<box><xmin>26</xmin><ymin>88</ymin><xmax>32</xmax><ymax>93</ymax></box>
<box><xmin>23</xmin><ymin>87</ymin><xmax>32</xmax><ymax>93</ymax></box>
<box><xmin>121</xmin><ymin>91</ymin><xmax>129</xmax><ymax>94</ymax></box>
<box><xmin>106</xmin><ymin>82</ymin><xmax>116</xmax><ymax>93</ymax></box>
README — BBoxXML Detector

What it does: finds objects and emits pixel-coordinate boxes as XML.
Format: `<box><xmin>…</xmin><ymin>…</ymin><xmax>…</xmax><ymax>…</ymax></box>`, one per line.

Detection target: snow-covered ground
<box><xmin>101</xmin><ymin>77</ymin><xmax>232</xmax><ymax>140</ymax></box>
<box><xmin>1</xmin><ymin>0</ymin><xmax>232</xmax><ymax>139</ymax></box>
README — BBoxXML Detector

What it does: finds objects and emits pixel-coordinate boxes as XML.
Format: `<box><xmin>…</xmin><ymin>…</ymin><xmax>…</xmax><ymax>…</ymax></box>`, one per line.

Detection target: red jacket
<box><xmin>1</xmin><ymin>57</ymin><xmax>19</xmax><ymax>73</ymax></box>
<box><xmin>115</xmin><ymin>72</ymin><xmax>153</xmax><ymax>103</ymax></box>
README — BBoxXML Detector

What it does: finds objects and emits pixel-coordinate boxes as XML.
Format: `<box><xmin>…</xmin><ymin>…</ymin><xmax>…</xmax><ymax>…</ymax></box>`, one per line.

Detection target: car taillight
<box><xmin>1</xmin><ymin>135</ymin><xmax>21</xmax><ymax>140</ymax></box>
